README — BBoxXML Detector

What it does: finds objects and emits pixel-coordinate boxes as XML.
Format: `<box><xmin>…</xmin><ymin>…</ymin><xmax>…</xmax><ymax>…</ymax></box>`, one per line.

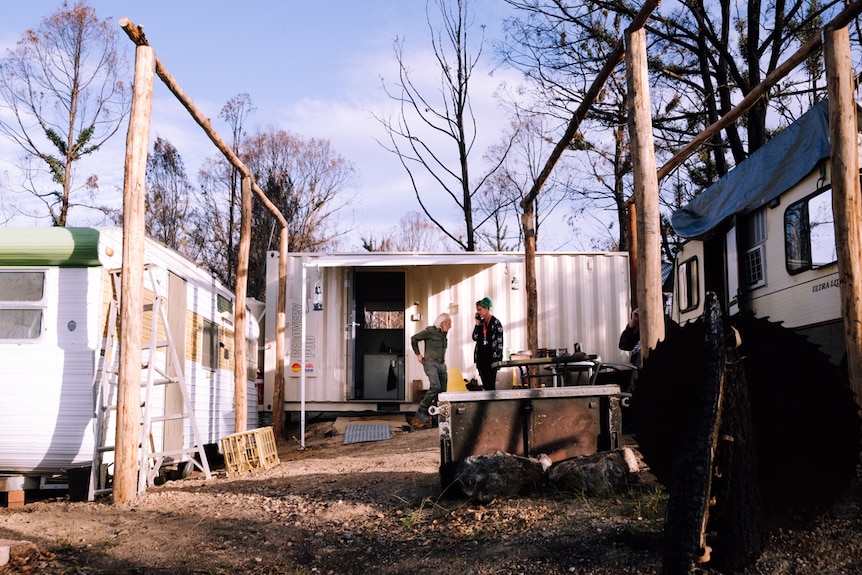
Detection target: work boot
<box><xmin>410</xmin><ymin>416</ymin><xmax>431</xmax><ymax>430</ymax></box>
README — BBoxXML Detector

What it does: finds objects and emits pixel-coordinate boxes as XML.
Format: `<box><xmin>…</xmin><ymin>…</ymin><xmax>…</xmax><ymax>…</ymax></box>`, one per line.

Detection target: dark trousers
<box><xmin>476</xmin><ymin>346</ymin><xmax>497</xmax><ymax>390</ymax></box>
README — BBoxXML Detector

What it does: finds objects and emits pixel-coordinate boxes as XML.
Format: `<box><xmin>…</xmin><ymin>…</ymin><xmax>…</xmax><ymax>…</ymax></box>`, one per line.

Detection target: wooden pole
<box><xmin>272</xmin><ymin>227</ymin><xmax>288</xmax><ymax>441</ymax></box>
<box><xmin>824</xmin><ymin>25</ymin><xmax>862</xmax><ymax>410</ymax></box>
<box><xmin>119</xmin><ymin>19</ymin><xmax>290</xmax><ymax>439</ymax></box>
<box><xmin>517</xmin><ymin>0</ymin><xmax>658</xmax><ymax>359</ymax></box>
<box><xmin>114</xmin><ymin>44</ymin><xmax>154</xmax><ymax>504</ymax></box>
<box><xmin>233</xmin><ymin>176</ymin><xmax>253</xmax><ymax>432</ymax></box>
<box><xmin>626</xmin><ymin>199</ymin><xmax>639</xmax><ymax>310</ymax></box>
<box><xmin>626</xmin><ymin>27</ymin><xmax>663</xmax><ymax>361</ymax></box>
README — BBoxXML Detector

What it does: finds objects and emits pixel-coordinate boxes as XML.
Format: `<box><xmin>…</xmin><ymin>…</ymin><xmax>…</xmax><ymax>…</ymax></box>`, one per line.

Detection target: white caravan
<box><xmin>0</xmin><ymin>227</ymin><xmax>259</xmax><ymax>492</ymax></box>
<box><xmin>670</xmin><ymin>100</ymin><xmax>859</xmax><ymax>365</ymax></box>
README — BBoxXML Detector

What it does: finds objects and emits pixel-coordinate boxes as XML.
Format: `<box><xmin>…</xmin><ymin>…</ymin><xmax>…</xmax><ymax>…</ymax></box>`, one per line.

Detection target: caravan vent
<box><xmin>743</xmin><ymin>245</ymin><xmax>765</xmax><ymax>288</ymax></box>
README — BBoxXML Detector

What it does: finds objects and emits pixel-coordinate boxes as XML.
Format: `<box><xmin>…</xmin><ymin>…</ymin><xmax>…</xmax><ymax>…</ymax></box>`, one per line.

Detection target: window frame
<box><xmin>785</xmin><ymin>185</ymin><xmax>837</xmax><ymax>275</ymax></box>
<box><xmin>677</xmin><ymin>256</ymin><xmax>700</xmax><ymax>313</ymax></box>
<box><xmin>0</xmin><ymin>270</ymin><xmax>46</xmax><ymax>342</ymax></box>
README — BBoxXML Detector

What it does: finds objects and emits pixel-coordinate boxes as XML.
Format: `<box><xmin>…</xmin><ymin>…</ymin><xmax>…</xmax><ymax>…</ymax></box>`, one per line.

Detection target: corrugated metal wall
<box><xmin>270</xmin><ymin>253</ymin><xmax>631</xmax><ymax>406</ymax></box>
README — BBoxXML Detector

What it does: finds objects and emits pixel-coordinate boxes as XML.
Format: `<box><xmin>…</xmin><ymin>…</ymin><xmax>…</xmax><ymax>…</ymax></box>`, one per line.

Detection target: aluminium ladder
<box><xmin>89</xmin><ymin>265</ymin><xmax>211</xmax><ymax>500</ymax></box>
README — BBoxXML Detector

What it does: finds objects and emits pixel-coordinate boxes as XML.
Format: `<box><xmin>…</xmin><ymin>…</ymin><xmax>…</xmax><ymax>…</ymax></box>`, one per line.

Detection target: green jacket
<box><xmin>410</xmin><ymin>325</ymin><xmax>448</xmax><ymax>362</ymax></box>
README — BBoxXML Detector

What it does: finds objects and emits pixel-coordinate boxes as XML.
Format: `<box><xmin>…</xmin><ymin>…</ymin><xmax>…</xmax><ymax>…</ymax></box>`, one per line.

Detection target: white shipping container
<box><xmin>263</xmin><ymin>251</ymin><xmax>631</xmax><ymax>415</ymax></box>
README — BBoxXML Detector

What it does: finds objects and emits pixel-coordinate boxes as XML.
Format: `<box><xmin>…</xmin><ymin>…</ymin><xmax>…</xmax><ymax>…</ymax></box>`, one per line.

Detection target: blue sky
<box><xmin>0</xmin><ymin>1</ymin><xmax>583</xmax><ymax>250</ymax></box>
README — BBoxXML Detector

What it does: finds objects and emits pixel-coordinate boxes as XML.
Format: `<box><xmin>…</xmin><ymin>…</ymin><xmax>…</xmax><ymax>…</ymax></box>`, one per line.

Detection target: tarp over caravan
<box><xmin>671</xmin><ymin>100</ymin><xmax>833</xmax><ymax>239</ymax></box>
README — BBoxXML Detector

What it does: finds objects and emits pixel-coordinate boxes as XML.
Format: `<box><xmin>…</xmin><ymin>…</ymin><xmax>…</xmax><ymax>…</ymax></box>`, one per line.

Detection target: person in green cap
<box><xmin>410</xmin><ymin>312</ymin><xmax>451</xmax><ymax>428</ymax></box>
<box><xmin>472</xmin><ymin>297</ymin><xmax>503</xmax><ymax>390</ymax></box>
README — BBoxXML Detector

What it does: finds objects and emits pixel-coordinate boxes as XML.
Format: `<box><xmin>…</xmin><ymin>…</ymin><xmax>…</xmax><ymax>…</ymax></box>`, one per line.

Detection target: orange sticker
<box><xmin>291</xmin><ymin>363</ymin><xmax>301</xmax><ymax>373</ymax></box>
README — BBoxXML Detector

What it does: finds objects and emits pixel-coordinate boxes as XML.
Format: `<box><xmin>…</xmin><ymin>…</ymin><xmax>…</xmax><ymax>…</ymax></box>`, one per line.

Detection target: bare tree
<box><xmin>145</xmin><ymin>137</ymin><xmax>196</xmax><ymax>256</ymax></box>
<box><xmin>376</xmin><ymin>0</ymin><xmax>515</xmax><ymax>251</ymax></box>
<box><xmin>219</xmin><ymin>93</ymin><xmax>256</xmax><ymax>283</ymax></box>
<box><xmin>242</xmin><ymin>128</ymin><xmax>356</xmax><ymax>299</ymax></box>
<box><xmin>478</xmin><ymin>113</ymin><xmax>572</xmax><ymax>251</ymax></box>
<box><xmin>189</xmin><ymin>155</ymin><xmax>235</xmax><ymax>286</ymax></box>
<box><xmin>0</xmin><ymin>0</ymin><xmax>129</xmax><ymax>226</ymax></box>
<box><xmin>361</xmin><ymin>210</ymin><xmax>451</xmax><ymax>251</ymax></box>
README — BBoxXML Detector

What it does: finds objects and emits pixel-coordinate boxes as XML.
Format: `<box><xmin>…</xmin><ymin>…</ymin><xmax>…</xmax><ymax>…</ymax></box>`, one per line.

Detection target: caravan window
<box><xmin>741</xmin><ymin>209</ymin><xmax>767</xmax><ymax>288</ymax></box>
<box><xmin>785</xmin><ymin>187</ymin><xmax>836</xmax><ymax>274</ymax></box>
<box><xmin>0</xmin><ymin>271</ymin><xmax>45</xmax><ymax>340</ymax></box>
<box><xmin>202</xmin><ymin>319</ymin><xmax>220</xmax><ymax>370</ymax></box>
<box><xmin>677</xmin><ymin>256</ymin><xmax>699</xmax><ymax>313</ymax></box>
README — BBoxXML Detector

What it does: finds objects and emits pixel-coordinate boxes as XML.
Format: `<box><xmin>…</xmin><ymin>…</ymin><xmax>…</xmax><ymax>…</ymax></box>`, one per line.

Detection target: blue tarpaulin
<box><xmin>671</xmin><ymin>100</ymin><xmax>832</xmax><ymax>239</ymax></box>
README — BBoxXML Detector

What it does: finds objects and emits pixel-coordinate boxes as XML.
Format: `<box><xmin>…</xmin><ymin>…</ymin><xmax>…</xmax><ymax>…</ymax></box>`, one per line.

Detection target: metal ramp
<box><xmin>88</xmin><ymin>265</ymin><xmax>211</xmax><ymax>500</ymax></box>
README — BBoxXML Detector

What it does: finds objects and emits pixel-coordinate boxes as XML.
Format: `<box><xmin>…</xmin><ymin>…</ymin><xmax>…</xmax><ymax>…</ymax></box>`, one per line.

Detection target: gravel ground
<box><xmin>0</xmin><ymin>421</ymin><xmax>860</xmax><ymax>575</ymax></box>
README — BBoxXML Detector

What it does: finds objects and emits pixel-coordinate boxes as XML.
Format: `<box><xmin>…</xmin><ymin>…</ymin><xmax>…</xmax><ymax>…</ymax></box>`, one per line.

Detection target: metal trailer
<box><xmin>433</xmin><ymin>385</ymin><xmax>623</xmax><ymax>478</ymax></box>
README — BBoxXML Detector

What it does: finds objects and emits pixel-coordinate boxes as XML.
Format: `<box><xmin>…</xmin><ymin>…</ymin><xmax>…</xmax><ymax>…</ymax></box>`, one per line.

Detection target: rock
<box><xmin>454</xmin><ymin>451</ymin><xmax>550</xmax><ymax>503</ymax></box>
<box><xmin>0</xmin><ymin>538</ymin><xmax>40</xmax><ymax>566</ymax></box>
<box><xmin>548</xmin><ymin>447</ymin><xmax>640</xmax><ymax>493</ymax></box>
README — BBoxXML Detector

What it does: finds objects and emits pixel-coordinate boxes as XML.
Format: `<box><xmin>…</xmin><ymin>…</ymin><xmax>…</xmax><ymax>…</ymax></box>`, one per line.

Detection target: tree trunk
<box><xmin>825</xmin><ymin>25</ymin><xmax>862</xmax><ymax>413</ymax></box>
<box><xmin>233</xmin><ymin>176</ymin><xmax>252</xmax><ymax>433</ymax></box>
<box><xmin>114</xmin><ymin>44</ymin><xmax>154</xmax><ymax>505</ymax></box>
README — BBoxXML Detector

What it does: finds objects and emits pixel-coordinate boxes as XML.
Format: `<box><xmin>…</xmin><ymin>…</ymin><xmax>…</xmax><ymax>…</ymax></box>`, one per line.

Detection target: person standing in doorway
<box><xmin>473</xmin><ymin>297</ymin><xmax>503</xmax><ymax>390</ymax></box>
<box><xmin>410</xmin><ymin>312</ymin><xmax>451</xmax><ymax>428</ymax></box>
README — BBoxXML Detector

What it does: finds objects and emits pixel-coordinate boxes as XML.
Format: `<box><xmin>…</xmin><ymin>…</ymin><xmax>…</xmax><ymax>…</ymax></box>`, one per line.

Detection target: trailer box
<box><xmin>434</xmin><ymin>386</ymin><xmax>622</xmax><ymax>467</ymax></box>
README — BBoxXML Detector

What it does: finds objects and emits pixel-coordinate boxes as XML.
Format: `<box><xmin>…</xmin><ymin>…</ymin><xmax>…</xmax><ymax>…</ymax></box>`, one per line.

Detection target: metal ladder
<box><xmin>89</xmin><ymin>265</ymin><xmax>211</xmax><ymax>500</ymax></box>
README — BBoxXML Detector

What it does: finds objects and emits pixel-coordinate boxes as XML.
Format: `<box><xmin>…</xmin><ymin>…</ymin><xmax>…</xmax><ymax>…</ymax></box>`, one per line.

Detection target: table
<box><xmin>492</xmin><ymin>353</ymin><xmax>600</xmax><ymax>388</ymax></box>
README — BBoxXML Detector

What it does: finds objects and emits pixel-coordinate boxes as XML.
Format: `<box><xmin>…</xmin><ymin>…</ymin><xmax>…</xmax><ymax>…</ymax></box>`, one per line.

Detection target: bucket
<box><xmin>66</xmin><ymin>466</ymin><xmax>91</xmax><ymax>502</ymax></box>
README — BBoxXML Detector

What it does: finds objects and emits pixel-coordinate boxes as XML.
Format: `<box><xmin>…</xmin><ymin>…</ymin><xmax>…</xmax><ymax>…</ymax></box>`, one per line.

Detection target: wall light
<box><xmin>410</xmin><ymin>301</ymin><xmax>422</xmax><ymax>321</ymax></box>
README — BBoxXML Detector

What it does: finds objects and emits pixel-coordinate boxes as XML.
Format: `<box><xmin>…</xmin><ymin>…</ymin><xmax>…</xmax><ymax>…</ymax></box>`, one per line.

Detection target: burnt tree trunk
<box><xmin>660</xmin><ymin>293</ymin><xmax>725</xmax><ymax>574</ymax></box>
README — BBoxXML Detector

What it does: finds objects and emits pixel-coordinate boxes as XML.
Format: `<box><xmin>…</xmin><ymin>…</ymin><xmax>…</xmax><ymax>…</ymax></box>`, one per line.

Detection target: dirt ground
<box><xmin>0</xmin><ymin>418</ymin><xmax>860</xmax><ymax>575</ymax></box>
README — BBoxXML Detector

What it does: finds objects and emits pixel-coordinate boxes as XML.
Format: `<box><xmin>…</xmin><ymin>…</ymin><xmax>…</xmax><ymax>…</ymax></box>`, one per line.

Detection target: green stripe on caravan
<box><xmin>0</xmin><ymin>227</ymin><xmax>102</xmax><ymax>267</ymax></box>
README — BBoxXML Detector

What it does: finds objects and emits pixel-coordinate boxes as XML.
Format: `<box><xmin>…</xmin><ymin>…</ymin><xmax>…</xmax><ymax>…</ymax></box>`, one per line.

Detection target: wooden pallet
<box><xmin>220</xmin><ymin>427</ymin><xmax>280</xmax><ymax>476</ymax></box>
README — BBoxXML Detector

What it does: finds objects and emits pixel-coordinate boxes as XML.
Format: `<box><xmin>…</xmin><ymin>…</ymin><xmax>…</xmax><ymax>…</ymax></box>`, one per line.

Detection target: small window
<box><xmin>785</xmin><ymin>187</ymin><xmax>836</xmax><ymax>274</ymax></box>
<box><xmin>0</xmin><ymin>271</ymin><xmax>45</xmax><ymax>340</ymax></box>
<box><xmin>741</xmin><ymin>209</ymin><xmax>767</xmax><ymax>288</ymax></box>
<box><xmin>217</xmin><ymin>294</ymin><xmax>233</xmax><ymax>314</ymax></box>
<box><xmin>363</xmin><ymin>301</ymin><xmax>405</xmax><ymax>329</ymax></box>
<box><xmin>202</xmin><ymin>319</ymin><xmax>220</xmax><ymax>370</ymax></box>
<box><xmin>677</xmin><ymin>256</ymin><xmax>699</xmax><ymax>313</ymax></box>
<box><xmin>743</xmin><ymin>245</ymin><xmax>766</xmax><ymax>288</ymax></box>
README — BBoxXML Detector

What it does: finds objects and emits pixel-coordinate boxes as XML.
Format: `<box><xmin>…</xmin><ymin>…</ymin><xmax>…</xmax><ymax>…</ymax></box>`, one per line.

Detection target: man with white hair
<box><xmin>410</xmin><ymin>312</ymin><xmax>451</xmax><ymax>429</ymax></box>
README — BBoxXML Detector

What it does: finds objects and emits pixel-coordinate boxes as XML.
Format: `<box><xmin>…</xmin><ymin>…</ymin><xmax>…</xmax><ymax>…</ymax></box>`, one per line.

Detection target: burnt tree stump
<box><xmin>634</xmin><ymin>292</ymin><xmax>861</xmax><ymax>574</ymax></box>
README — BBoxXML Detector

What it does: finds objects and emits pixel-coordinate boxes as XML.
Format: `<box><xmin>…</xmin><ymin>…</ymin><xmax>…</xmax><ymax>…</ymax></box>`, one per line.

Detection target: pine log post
<box><xmin>625</xmin><ymin>27</ymin><xmax>664</xmax><ymax>361</ymax></box>
<box><xmin>625</xmin><ymin>199</ymin><xmax>639</xmax><ymax>311</ymax></box>
<box><xmin>273</xmin><ymin>226</ymin><xmax>288</xmax><ymax>440</ymax></box>
<box><xmin>233</xmin><ymin>176</ymin><xmax>253</xmax><ymax>432</ymax></box>
<box><xmin>119</xmin><ymin>18</ymin><xmax>290</xmax><ymax>442</ymax></box>
<box><xmin>114</xmin><ymin>44</ymin><xmax>154</xmax><ymax>505</ymax></box>
<box><xmin>824</xmin><ymin>25</ymin><xmax>862</xmax><ymax>413</ymax></box>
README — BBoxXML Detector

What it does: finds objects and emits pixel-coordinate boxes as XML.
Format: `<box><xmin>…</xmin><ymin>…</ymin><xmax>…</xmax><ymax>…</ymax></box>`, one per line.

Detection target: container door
<box><xmin>352</xmin><ymin>270</ymin><xmax>406</xmax><ymax>401</ymax></box>
<box><xmin>346</xmin><ymin>267</ymin><xmax>357</xmax><ymax>399</ymax></box>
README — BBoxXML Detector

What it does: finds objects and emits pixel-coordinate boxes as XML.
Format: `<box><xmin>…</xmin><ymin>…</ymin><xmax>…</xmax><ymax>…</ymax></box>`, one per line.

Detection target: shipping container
<box><xmin>263</xmin><ymin>251</ymin><xmax>631</xmax><ymax>419</ymax></box>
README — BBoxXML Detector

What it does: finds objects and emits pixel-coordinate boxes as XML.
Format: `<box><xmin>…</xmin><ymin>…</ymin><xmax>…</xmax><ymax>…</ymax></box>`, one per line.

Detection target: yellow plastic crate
<box><xmin>220</xmin><ymin>426</ymin><xmax>280</xmax><ymax>477</ymax></box>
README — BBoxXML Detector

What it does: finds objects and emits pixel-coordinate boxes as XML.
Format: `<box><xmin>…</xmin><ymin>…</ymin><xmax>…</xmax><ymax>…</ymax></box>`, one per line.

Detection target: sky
<box><xmin>0</xmin><ymin>1</ymin><xmax>586</xmax><ymax>251</ymax></box>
